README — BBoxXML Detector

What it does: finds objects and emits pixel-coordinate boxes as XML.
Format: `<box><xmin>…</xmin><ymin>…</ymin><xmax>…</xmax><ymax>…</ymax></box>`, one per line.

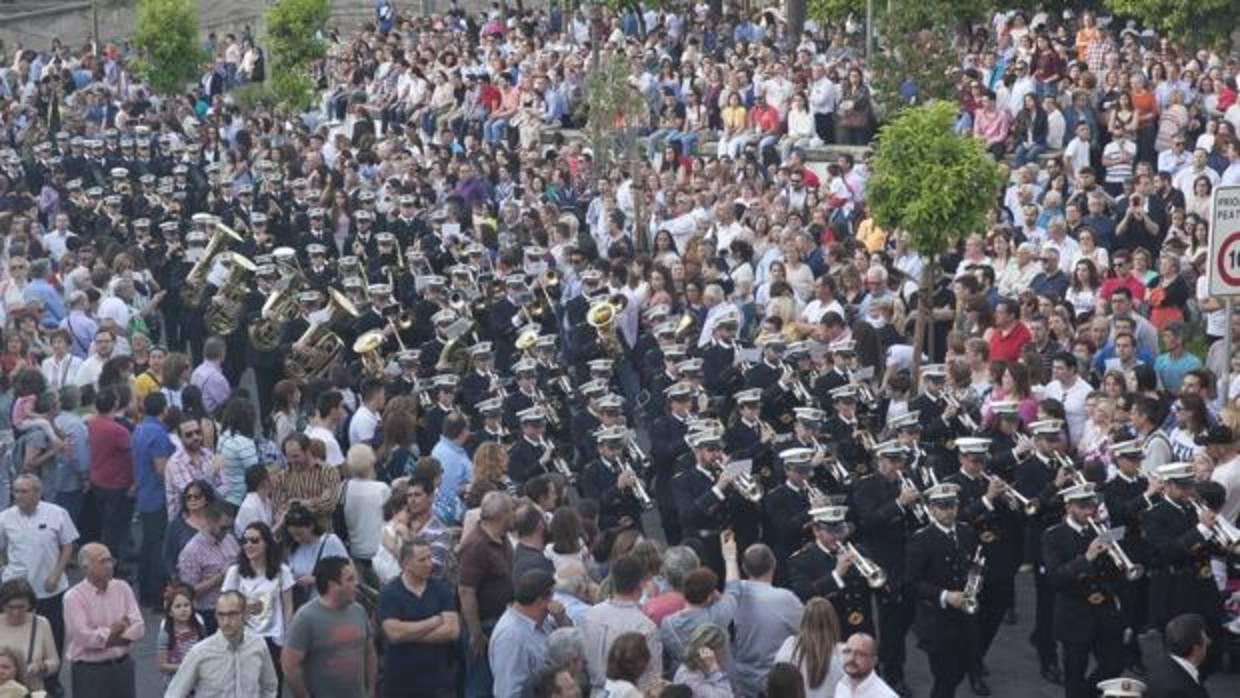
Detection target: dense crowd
<box><xmin>0</xmin><ymin>2</ymin><xmax>1239</xmax><ymax>698</ymax></box>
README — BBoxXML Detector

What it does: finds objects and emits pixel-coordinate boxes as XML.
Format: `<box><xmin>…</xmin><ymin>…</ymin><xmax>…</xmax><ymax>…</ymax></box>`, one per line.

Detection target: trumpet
<box><xmin>823</xmin><ymin>458</ymin><xmax>853</xmax><ymax>485</ymax></box>
<box><xmin>622</xmin><ymin>428</ymin><xmax>648</xmax><ymax>467</ymax></box>
<box><xmin>715</xmin><ymin>453</ymin><xmax>763</xmax><ymax>503</ymax></box>
<box><xmin>758</xmin><ymin>420</ymin><xmax>776</xmax><ymax>444</ymax></box>
<box><xmin>540</xmin><ymin>437</ymin><xmax>574</xmax><ymax>483</ymax></box>
<box><xmin>620</xmin><ymin>457</ymin><xmax>654</xmax><ymax>510</ymax></box>
<box><xmin>854</xmin><ymin>428</ymin><xmax>878</xmax><ymax>453</ymax></box>
<box><xmin>839</xmin><ymin>541</ymin><xmax>887</xmax><ymax>589</ymax></box>
<box><xmin>944</xmin><ymin>392</ymin><xmax>980</xmax><ymax>433</ymax></box>
<box><xmin>535</xmin><ymin>388</ymin><xmax>560</xmax><ymax>428</ymax></box>
<box><xmin>961</xmin><ymin>548</ymin><xmax>986</xmax><ymax>614</ymax></box>
<box><xmin>1015</xmin><ymin>433</ymin><xmax>1036</xmax><ymax>452</ymax></box>
<box><xmin>1188</xmin><ymin>500</ymin><xmax>1240</xmax><ymax>554</ymax></box>
<box><xmin>981</xmin><ymin>471</ymin><xmax>1040</xmax><ymax>515</ymax></box>
<box><xmin>1088</xmin><ymin>516</ymin><xmax>1146</xmax><ymax>580</ymax></box>
<box><xmin>782</xmin><ymin>364</ymin><xmax>815</xmax><ymax>405</ymax></box>
<box><xmin>899</xmin><ymin>472</ymin><xmax>929</xmax><ymax>524</ymax></box>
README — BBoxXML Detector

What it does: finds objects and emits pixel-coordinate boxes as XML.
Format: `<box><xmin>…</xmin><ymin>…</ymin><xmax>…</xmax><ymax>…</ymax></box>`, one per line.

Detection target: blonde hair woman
<box><xmin>775</xmin><ymin>598</ymin><xmax>844</xmax><ymax>698</ymax></box>
<box><xmin>472</xmin><ymin>442</ymin><xmax>516</xmax><ymax>496</ymax></box>
<box><xmin>766</xmin><ymin>296</ymin><xmax>801</xmax><ymax>342</ymax></box>
<box><xmin>674</xmin><ymin>623</ymin><xmax>733</xmax><ymax>697</ymax></box>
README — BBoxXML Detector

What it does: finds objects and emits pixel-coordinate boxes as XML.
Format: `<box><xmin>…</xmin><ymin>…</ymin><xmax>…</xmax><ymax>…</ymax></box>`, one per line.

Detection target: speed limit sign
<box><xmin>1209</xmin><ymin>186</ymin><xmax>1240</xmax><ymax>296</ymax></box>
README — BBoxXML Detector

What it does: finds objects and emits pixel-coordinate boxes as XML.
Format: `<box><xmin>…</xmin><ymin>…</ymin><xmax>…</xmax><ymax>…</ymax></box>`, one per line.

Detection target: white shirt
<box><xmin>164</xmin><ymin>629</ymin><xmax>279</xmax><ymax>698</ymax></box>
<box><xmin>74</xmin><ymin>353</ymin><xmax>108</xmax><ymax>388</ymax></box>
<box><xmin>801</xmin><ymin>298</ymin><xmax>846</xmax><ymax>325</ymax></box>
<box><xmin>1169</xmin><ymin>654</ymin><xmax>1201</xmax><ymax>685</ymax></box>
<box><xmin>343</xmin><ymin>480</ymin><xmax>391</xmax><ymax>559</ymax></box>
<box><xmin>836</xmin><ymin>671</ymin><xmax>899</xmax><ymax>698</ymax></box>
<box><xmin>234</xmin><ymin>492</ymin><xmax>272</xmax><ymax>540</ymax></box>
<box><xmin>41</xmin><ymin>353</ymin><xmax>83</xmax><ymax>392</ymax></box>
<box><xmin>221</xmin><ymin>563</ymin><xmax>295</xmax><ymax>641</ymax></box>
<box><xmin>1212</xmin><ymin>454</ymin><xmax>1240</xmax><ymax>525</ymax></box>
<box><xmin>348</xmin><ymin>405</ymin><xmax>380</xmax><ymax>446</ymax></box>
<box><xmin>97</xmin><ymin>296</ymin><xmax>133</xmax><ymax>329</ymax></box>
<box><xmin>0</xmin><ymin>501</ymin><xmax>79</xmax><ymax>599</ymax></box>
<box><xmin>303</xmin><ymin>424</ymin><xmax>344</xmax><ymax>466</ymax></box>
<box><xmin>775</xmin><ymin>636</ymin><xmax>844</xmax><ymax>698</ymax></box>
<box><xmin>1197</xmin><ymin>276</ymin><xmax>1226</xmax><ymax>338</ymax></box>
<box><xmin>1063</xmin><ymin>137</ymin><xmax>1091</xmax><ymax>175</ymax></box>
<box><xmin>1043</xmin><ymin>377</ymin><xmax>1092</xmax><ymax>448</ymax></box>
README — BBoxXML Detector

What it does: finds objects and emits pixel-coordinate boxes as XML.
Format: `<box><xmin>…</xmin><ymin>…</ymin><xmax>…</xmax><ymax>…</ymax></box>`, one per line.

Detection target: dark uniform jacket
<box><xmin>1041</xmin><ymin>518</ymin><xmax>1125</xmax><ymax>644</ymax></box>
<box><xmin>787</xmin><ymin>540</ymin><xmax>877</xmax><ymax>637</ymax></box>
<box><xmin>906</xmin><ymin>521</ymin><xmax>979</xmax><ymax>651</ymax></box>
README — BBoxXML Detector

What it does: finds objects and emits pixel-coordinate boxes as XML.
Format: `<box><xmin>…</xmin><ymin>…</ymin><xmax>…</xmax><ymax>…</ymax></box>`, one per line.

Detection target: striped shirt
<box><xmin>270</xmin><ymin>465</ymin><xmax>341</xmax><ymax>527</ymax></box>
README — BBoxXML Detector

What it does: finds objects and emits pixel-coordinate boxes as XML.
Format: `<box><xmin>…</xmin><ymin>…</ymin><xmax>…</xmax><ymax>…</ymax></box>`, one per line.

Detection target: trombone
<box><xmin>1088</xmin><ymin>516</ymin><xmax>1146</xmax><ymax>580</ymax></box>
<box><xmin>981</xmin><ymin>471</ymin><xmax>1040</xmax><ymax>515</ymax></box>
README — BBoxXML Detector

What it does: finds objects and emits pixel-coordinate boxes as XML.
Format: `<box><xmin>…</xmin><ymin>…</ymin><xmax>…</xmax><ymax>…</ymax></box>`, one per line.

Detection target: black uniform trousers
<box><xmin>975</xmin><ymin>575</ymin><xmax>1015</xmax><ymax>672</ymax></box>
<box><xmin>878</xmin><ymin>591</ymin><xmax>913</xmax><ymax>687</ymax></box>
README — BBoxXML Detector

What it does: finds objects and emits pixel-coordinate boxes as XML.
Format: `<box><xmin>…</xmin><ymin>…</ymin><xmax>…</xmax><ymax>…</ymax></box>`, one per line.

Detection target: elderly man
<box><xmin>0</xmin><ymin>474</ymin><xmax>78</xmax><ymax>670</ymax></box>
<box><xmin>490</xmin><ymin>569</ymin><xmax>574</xmax><ymax>698</ymax></box>
<box><xmin>165</xmin><ymin>591</ymin><xmax>279</xmax><ymax>698</ymax></box>
<box><xmin>63</xmin><ymin>543</ymin><xmax>145</xmax><ymax>698</ymax></box>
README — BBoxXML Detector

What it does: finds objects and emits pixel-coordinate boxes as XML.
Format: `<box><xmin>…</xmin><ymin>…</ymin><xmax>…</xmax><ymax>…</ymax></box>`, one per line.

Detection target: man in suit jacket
<box><xmin>906</xmin><ymin>482</ymin><xmax>979</xmax><ymax>698</ymax></box>
<box><xmin>1146</xmin><ymin>613</ymin><xmax>1211</xmax><ymax>698</ymax></box>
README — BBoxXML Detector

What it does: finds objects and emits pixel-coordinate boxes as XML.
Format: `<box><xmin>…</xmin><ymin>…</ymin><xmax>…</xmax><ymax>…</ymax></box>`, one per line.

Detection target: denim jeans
<box><xmin>463</xmin><ymin>620</ymin><xmax>497</xmax><ymax>698</ymax></box>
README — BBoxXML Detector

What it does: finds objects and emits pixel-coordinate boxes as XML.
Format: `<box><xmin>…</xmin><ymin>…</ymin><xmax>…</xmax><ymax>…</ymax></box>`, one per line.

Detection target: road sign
<box><xmin>1209</xmin><ymin>185</ymin><xmax>1240</xmax><ymax>296</ymax></box>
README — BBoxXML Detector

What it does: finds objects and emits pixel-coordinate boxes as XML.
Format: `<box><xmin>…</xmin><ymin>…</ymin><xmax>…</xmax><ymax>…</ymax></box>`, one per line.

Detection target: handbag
<box><xmin>331</xmin><ymin>480</ymin><xmax>351</xmax><ymax>549</ymax></box>
<box><xmin>292</xmin><ymin>537</ymin><xmax>329</xmax><ymax>609</ymax></box>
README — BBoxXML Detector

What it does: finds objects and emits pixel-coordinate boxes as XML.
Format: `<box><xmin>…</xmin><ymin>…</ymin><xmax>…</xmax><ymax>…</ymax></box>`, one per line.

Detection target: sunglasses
<box><xmin>185</xmin><ymin>492</ymin><xmax>205</xmax><ymax>501</ymax></box>
<box><xmin>243</xmin><ymin>536</ymin><xmax>263</xmax><ymax>544</ymax></box>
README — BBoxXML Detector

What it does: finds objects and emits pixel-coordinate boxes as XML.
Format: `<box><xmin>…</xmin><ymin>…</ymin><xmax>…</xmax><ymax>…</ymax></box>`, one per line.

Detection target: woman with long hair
<box><xmin>472</xmin><ymin>441</ymin><xmax>516</xmax><ymax>495</ymax></box>
<box><xmin>160</xmin><ymin>352</ymin><xmax>192</xmax><ymax>411</ymax></box>
<box><xmin>775</xmin><ymin>598</ymin><xmax>843</xmax><ymax>698</ymax></box>
<box><xmin>221</xmin><ymin>522</ymin><xmax>294</xmax><ymax>686</ymax></box>
<box><xmin>1066</xmin><ymin>259</ymin><xmax>1101</xmax><ymax>320</ymax></box>
<box><xmin>376</xmin><ymin>409</ymin><xmax>418</xmax><ymax>481</ymax></box>
<box><xmin>603</xmin><ymin>632</ymin><xmax>652</xmax><ymax>698</ymax></box>
<box><xmin>217</xmin><ymin>398</ymin><xmax>260</xmax><ymax>508</ymax></box>
<box><xmin>270</xmin><ymin>379</ymin><xmax>302</xmax><ymax>450</ymax></box>
<box><xmin>1168</xmin><ymin>393</ymin><xmax>1209</xmax><ymax>462</ymax></box>
<box><xmin>983</xmin><ymin>361</ymin><xmax>1039</xmax><ymax>426</ymax></box>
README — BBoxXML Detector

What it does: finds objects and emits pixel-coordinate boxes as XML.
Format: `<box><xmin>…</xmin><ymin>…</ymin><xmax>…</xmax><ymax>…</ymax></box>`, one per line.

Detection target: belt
<box><xmin>75</xmin><ymin>655</ymin><xmax>130</xmax><ymax>666</ymax></box>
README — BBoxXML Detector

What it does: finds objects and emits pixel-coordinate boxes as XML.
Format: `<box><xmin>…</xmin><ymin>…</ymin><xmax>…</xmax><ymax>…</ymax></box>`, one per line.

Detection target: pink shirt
<box><xmin>64</xmin><ymin>578</ymin><xmax>145</xmax><ymax>663</ymax></box>
<box><xmin>973</xmin><ymin>108</ymin><xmax>1010</xmax><ymax>145</ymax></box>
<box><xmin>642</xmin><ymin>591</ymin><xmax>687</xmax><ymax>627</ymax></box>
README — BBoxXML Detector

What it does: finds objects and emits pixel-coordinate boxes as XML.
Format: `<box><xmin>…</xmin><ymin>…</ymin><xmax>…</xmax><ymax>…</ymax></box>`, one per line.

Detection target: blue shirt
<box><xmin>24</xmin><ymin>279</ymin><xmax>66</xmax><ymax>328</ymax></box>
<box><xmin>131</xmin><ymin>416</ymin><xmax>174</xmax><ymax>513</ymax></box>
<box><xmin>376</xmin><ymin>576</ymin><xmax>456</xmax><ymax>691</ymax></box>
<box><xmin>489</xmin><ymin>606</ymin><xmax>552</xmax><ymax>698</ymax></box>
<box><xmin>430</xmin><ymin>437</ymin><xmax>470</xmax><ymax>525</ymax></box>
<box><xmin>1154</xmin><ymin>352</ymin><xmax>1202</xmax><ymax>393</ymax></box>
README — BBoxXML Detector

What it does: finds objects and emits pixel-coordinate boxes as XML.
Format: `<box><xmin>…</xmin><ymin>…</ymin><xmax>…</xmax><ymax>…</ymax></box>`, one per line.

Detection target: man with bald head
<box><xmin>63</xmin><ymin>543</ymin><xmax>145</xmax><ymax>698</ymax></box>
<box><xmin>838</xmin><ymin>633</ymin><xmax>898</xmax><ymax>698</ymax></box>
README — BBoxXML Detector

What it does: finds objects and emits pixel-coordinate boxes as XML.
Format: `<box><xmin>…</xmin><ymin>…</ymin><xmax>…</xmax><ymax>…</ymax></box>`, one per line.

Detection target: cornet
<box><xmin>981</xmin><ymin>471</ymin><xmax>1039</xmax><ymax>515</ymax></box>
<box><xmin>714</xmin><ymin>452</ymin><xmax>763</xmax><ymax>503</ymax></box>
<box><xmin>838</xmin><ymin>541</ymin><xmax>887</xmax><ymax>589</ymax></box>
<box><xmin>782</xmin><ymin>364</ymin><xmax>814</xmax><ymax>405</ymax></box>
<box><xmin>1088</xmin><ymin>516</ymin><xmax>1146</xmax><ymax>580</ymax></box>
<box><xmin>961</xmin><ymin>548</ymin><xmax>986</xmax><ymax>614</ymax></box>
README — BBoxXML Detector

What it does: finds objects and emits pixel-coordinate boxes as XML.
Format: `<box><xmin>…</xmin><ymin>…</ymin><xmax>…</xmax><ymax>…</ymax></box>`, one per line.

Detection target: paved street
<box><xmin>50</xmin><ymin>565</ymin><xmax>1240</xmax><ymax>697</ymax></box>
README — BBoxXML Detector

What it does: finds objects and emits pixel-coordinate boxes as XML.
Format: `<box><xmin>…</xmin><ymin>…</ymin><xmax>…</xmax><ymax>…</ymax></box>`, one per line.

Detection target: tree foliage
<box><xmin>806</xmin><ymin>0</ymin><xmax>862</xmax><ymax>24</ymax></box>
<box><xmin>1103</xmin><ymin>0</ymin><xmax>1238</xmax><ymax>42</ymax></box>
<box><xmin>866</xmin><ymin>100</ymin><xmax>999</xmax><ymax>257</ymax></box>
<box><xmin>265</xmin><ymin>0</ymin><xmax>331</xmax><ymax>112</ymax></box>
<box><xmin>131</xmin><ymin>0</ymin><xmax>204</xmax><ymax>94</ymax></box>
<box><xmin>582</xmin><ymin>51</ymin><xmax>649</xmax><ymax>176</ymax></box>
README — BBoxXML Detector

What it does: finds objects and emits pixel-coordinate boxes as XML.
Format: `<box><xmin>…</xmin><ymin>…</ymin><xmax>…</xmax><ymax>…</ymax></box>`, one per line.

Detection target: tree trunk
<box><xmin>910</xmin><ymin>256</ymin><xmax>933</xmax><ymax>392</ymax></box>
<box><xmin>786</xmin><ymin>0</ymin><xmax>806</xmax><ymax>44</ymax></box>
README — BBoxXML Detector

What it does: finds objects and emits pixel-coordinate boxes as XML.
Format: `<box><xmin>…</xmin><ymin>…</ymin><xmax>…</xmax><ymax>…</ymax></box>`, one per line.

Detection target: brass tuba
<box><xmin>181</xmin><ymin>221</ymin><xmax>243</xmax><ymax>307</ymax></box>
<box><xmin>284</xmin><ymin>289</ymin><xmax>360</xmax><ymax>380</ymax></box>
<box><xmin>353</xmin><ymin>329</ymin><xmax>388</xmax><ymax>377</ymax></box>
<box><xmin>587</xmin><ymin>299</ymin><xmax>625</xmax><ymax>359</ymax></box>
<box><xmin>205</xmin><ymin>253</ymin><xmax>257</xmax><ymax>336</ymax></box>
<box><xmin>249</xmin><ymin>277</ymin><xmax>302</xmax><ymax>352</ymax></box>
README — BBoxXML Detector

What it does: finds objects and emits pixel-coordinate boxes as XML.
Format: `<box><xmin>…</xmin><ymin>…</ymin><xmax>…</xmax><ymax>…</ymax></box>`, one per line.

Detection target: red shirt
<box><xmin>88</xmin><ymin>415</ymin><xmax>133</xmax><ymax>489</ymax></box>
<box><xmin>1100</xmin><ymin>275</ymin><xmax>1146</xmax><ymax>303</ymax></box>
<box><xmin>988</xmin><ymin>321</ymin><xmax>1033</xmax><ymax>363</ymax></box>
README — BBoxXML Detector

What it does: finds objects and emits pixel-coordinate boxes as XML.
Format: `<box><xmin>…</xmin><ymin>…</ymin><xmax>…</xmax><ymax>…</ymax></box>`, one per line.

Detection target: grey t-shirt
<box><xmin>285</xmin><ymin>600</ymin><xmax>370</xmax><ymax>698</ymax></box>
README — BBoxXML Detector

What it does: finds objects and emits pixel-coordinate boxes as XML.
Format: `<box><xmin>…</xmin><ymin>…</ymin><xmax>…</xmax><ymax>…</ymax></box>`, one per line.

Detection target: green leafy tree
<box><xmin>583</xmin><ymin>50</ymin><xmax>651</xmax><ymax>247</ymax></box>
<box><xmin>131</xmin><ymin>0</ymin><xmax>204</xmax><ymax>94</ymax></box>
<box><xmin>806</xmin><ymin>0</ymin><xmax>863</xmax><ymax>24</ymax></box>
<box><xmin>865</xmin><ymin>101</ymin><xmax>1000</xmax><ymax>383</ymax></box>
<box><xmin>1103</xmin><ymin>0</ymin><xmax>1238</xmax><ymax>42</ymax></box>
<box><xmin>265</xmin><ymin>0</ymin><xmax>331</xmax><ymax>112</ymax></box>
